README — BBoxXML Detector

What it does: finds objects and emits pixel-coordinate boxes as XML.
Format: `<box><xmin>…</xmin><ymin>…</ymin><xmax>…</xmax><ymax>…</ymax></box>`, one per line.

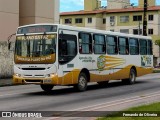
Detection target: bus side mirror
<box><xmin>8</xmin><ymin>42</ymin><xmax>11</xmax><ymax>50</ymax></box>
<box><xmin>8</xmin><ymin>42</ymin><xmax>15</xmax><ymax>51</ymax></box>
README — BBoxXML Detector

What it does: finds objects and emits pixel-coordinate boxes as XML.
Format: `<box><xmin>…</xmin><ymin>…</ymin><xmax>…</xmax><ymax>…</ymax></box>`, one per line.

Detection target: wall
<box><xmin>0</xmin><ymin>0</ymin><xmax>19</xmax><ymax>78</ymax></box>
<box><xmin>0</xmin><ymin>42</ymin><xmax>14</xmax><ymax>78</ymax></box>
<box><xmin>107</xmin><ymin>0</ymin><xmax>130</xmax><ymax>9</ymax></box>
<box><xmin>20</xmin><ymin>0</ymin><xmax>59</xmax><ymax>26</ymax></box>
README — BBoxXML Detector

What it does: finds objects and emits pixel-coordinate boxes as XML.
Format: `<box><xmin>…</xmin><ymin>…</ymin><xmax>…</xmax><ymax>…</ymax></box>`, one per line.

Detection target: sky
<box><xmin>60</xmin><ymin>0</ymin><xmax>160</xmax><ymax>12</ymax></box>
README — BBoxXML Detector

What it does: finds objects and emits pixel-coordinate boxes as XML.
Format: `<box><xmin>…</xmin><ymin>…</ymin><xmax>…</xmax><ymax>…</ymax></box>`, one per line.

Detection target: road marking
<box><xmin>50</xmin><ymin>91</ymin><xmax>160</xmax><ymax>119</ymax></box>
<box><xmin>71</xmin><ymin>91</ymin><xmax>160</xmax><ymax>111</ymax></box>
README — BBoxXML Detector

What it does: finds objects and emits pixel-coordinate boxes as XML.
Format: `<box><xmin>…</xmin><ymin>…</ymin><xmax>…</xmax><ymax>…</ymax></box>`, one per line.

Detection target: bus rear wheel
<box><xmin>122</xmin><ymin>69</ymin><xmax>136</xmax><ymax>84</ymax></box>
<box><xmin>74</xmin><ymin>72</ymin><xmax>88</xmax><ymax>92</ymax></box>
<box><xmin>40</xmin><ymin>84</ymin><xmax>54</xmax><ymax>92</ymax></box>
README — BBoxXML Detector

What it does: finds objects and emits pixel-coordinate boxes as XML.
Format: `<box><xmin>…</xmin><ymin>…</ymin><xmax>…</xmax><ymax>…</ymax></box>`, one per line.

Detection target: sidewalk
<box><xmin>0</xmin><ymin>78</ymin><xmax>12</xmax><ymax>86</ymax></box>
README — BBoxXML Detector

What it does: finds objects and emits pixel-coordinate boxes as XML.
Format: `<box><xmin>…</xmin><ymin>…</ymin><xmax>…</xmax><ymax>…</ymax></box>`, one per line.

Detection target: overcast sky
<box><xmin>60</xmin><ymin>0</ymin><xmax>160</xmax><ymax>12</ymax></box>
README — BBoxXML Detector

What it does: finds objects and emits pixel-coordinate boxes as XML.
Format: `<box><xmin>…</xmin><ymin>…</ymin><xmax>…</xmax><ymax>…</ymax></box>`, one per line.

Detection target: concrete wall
<box><xmin>0</xmin><ymin>0</ymin><xmax>19</xmax><ymax>41</ymax></box>
<box><xmin>107</xmin><ymin>0</ymin><xmax>130</xmax><ymax>9</ymax></box>
<box><xmin>0</xmin><ymin>42</ymin><xmax>14</xmax><ymax>78</ymax></box>
<box><xmin>0</xmin><ymin>0</ymin><xmax>18</xmax><ymax>78</ymax></box>
<box><xmin>20</xmin><ymin>0</ymin><xmax>59</xmax><ymax>26</ymax></box>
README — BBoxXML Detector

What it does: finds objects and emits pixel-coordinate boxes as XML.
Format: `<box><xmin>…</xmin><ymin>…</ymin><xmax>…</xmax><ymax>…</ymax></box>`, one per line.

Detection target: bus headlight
<box><xmin>46</xmin><ymin>73</ymin><xmax>56</xmax><ymax>78</ymax></box>
<box><xmin>15</xmin><ymin>73</ymin><xmax>21</xmax><ymax>77</ymax></box>
<box><xmin>46</xmin><ymin>74</ymin><xmax>51</xmax><ymax>77</ymax></box>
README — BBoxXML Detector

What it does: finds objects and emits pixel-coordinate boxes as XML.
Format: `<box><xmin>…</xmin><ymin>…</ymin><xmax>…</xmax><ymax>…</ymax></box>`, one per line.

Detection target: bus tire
<box><xmin>75</xmin><ymin>72</ymin><xmax>88</xmax><ymax>92</ymax></box>
<box><xmin>122</xmin><ymin>69</ymin><xmax>136</xmax><ymax>84</ymax></box>
<box><xmin>40</xmin><ymin>84</ymin><xmax>54</xmax><ymax>92</ymax></box>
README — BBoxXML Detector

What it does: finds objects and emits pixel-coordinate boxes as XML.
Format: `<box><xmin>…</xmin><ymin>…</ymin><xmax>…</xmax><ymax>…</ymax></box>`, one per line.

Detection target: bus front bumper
<box><xmin>13</xmin><ymin>74</ymin><xmax>59</xmax><ymax>85</ymax></box>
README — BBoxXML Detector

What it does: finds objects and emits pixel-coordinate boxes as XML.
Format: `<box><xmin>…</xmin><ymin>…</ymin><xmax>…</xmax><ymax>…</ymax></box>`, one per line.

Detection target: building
<box><xmin>0</xmin><ymin>0</ymin><xmax>59</xmax><ymax>78</ymax></box>
<box><xmin>60</xmin><ymin>0</ymin><xmax>160</xmax><ymax>66</ymax></box>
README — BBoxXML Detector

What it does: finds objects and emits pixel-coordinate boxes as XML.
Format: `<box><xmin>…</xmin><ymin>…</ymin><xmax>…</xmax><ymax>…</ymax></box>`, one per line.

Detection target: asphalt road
<box><xmin>0</xmin><ymin>73</ymin><xmax>160</xmax><ymax>119</ymax></box>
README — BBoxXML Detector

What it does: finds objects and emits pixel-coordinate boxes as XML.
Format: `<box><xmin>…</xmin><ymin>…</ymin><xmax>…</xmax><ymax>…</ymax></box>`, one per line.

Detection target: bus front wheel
<box><xmin>40</xmin><ymin>84</ymin><xmax>54</xmax><ymax>92</ymax></box>
<box><xmin>74</xmin><ymin>73</ymin><xmax>88</xmax><ymax>92</ymax></box>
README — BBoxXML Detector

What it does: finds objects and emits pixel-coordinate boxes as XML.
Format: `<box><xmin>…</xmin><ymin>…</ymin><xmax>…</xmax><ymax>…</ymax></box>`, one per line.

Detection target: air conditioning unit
<box><xmin>110</xmin><ymin>22</ymin><xmax>115</xmax><ymax>26</ymax></box>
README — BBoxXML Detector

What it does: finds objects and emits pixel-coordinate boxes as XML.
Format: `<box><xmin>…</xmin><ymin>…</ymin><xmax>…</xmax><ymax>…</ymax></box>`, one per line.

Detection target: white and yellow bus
<box><xmin>11</xmin><ymin>23</ymin><xmax>153</xmax><ymax>92</ymax></box>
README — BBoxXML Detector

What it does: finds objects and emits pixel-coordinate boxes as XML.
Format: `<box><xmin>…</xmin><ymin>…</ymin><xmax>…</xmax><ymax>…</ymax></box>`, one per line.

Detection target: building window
<box><xmin>133</xmin><ymin>29</ymin><xmax>142</xmax><ymax>35</ymax></box>
<box><xmin>120</xmin><ymin>29</ymin><xmax>129</xmax><ymax>34</ymax></box>
<box><xmin>88</xmin><ymin>18</ymin><xmax>92</xmax><ymax>23</ymax></box>
<box><xmin>148</xmin><ymin>29</ymin><xmax>153</xmax><ymax>35</ymax></box>
<box><xmin>79</xmin><ymin>32</ymin><xmax>92</xmax><ymax>54</ymax></box>
<box><xmin>93</xmin><ymin>34</ymin><xmax>106</xmax><ymax>54</ymax></box>
<box><xmin>110</xmin><ymin>16</ymin><xmax>115</xmax><ymax>22</ymax></box>
<box><xmin>148</xmin><ymin>15</ymin><xmax>154</xmax><ymax>21</ymax></box>
<box><xmin>120</xmin><ymin>16</ymin><xmax>129</xmax><ymax>23</ymax></box>
<box><xmin>103</xmin><ymin>18</ymin><xmax>106</xmax><ymax>24</ymax></box>
<box><xmin>133</xmin><ymin>15</ymin><xmax>142</xmax><ymax>21</ymax></box>
<box><xmin>64</xmin><ymin>18</ymin><xmax>72</xmax><ymax>24</ymax></box>
<box><xmin>75</xmin><ymin>18</ymin><xmax>83</xmax><ymax>23</ymax></box>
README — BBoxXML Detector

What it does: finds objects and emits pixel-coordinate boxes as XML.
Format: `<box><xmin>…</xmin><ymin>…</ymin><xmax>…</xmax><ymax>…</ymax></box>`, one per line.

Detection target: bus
<box><xmin>9</xmin><ymin>23</ymin><xmax>153</xmax><ymax>92</ymax></box>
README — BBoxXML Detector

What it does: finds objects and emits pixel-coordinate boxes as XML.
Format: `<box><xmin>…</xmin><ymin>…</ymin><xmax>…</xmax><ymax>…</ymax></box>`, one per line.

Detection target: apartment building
<box><xmin>60</xmin><ymin>0</ymin><xmax>160</xmax><ymax>65</ymax></box>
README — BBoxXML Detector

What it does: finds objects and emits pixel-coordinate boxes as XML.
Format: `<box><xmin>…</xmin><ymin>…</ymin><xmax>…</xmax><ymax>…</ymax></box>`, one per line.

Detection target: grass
<box><xmin>153</xmin><ymin>69</ymin><xmax>160</xmax><ymax>73</ymax></box>
<box><xmin>97</xmin><ymin>102</ymin><xmax>160</xmax><ymax>120</ymax></box>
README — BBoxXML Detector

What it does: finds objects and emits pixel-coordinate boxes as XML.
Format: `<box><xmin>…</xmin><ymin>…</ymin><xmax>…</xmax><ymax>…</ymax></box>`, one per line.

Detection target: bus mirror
<box><xmin>8</xmin><ymin>42</ymin><xmax>11</xmax><ymax>50</ymax></box>
<box><xmin>8</xmin><ymin>42</ymin><xmax>15</xmax><ymax>51</ymax></box>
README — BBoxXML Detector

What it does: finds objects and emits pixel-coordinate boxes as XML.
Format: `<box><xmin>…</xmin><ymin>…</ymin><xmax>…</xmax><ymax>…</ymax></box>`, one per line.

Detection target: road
<box><xmin>0</xmin><ymin>73</ymin><xmax>160</xmax><ymax>119</ymax></box>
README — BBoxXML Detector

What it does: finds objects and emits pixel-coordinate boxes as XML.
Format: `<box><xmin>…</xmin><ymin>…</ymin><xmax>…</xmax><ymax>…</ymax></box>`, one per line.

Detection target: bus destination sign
<box><xmin>17</xmin><ymin>25</ymin><xmax>57</xmax><ymax>34</ymax></box>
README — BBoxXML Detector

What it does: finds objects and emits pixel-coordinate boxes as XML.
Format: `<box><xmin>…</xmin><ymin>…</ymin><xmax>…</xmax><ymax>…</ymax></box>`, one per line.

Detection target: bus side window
<box><xmin>60</xmin><ymin>40</ymin><xmax>67</xmax><ymax>55</ymax></box>
<box><xmin>106</xmin><ymin>36</ymin><xmax>118</xmax><ymax>55</ymax></box>
<box><xmin>93</xmin><ymin>34</ymin><xmax>106</xmax><ymax>54</ymax></box>
<box><xmin>79</xmin><ymin>32</ymin><xmax>92</xmax><ymax>54</ymax></box>
<box><xmin>59</xmin><ymin>34</ymin><xmax>77</xmax><ymax>64</ymax></box>
<box><xmin>118</xmin><ymin>37</ymin><xmax>129</xmax><ymax>55</ymax></box>
<box><xmin>129</xmin><ymin>38</ymin><xmax>139</xmax><ymax>55</ymax></box>
<box><xmin>147</xmin><ymin>40</ymin><xmax>153</xmax><ymax>55</ymax></box>
<box><xmin>140</xmin><ymin>39</ymin><xmax>147</xmax><ymax>55</ymax></box>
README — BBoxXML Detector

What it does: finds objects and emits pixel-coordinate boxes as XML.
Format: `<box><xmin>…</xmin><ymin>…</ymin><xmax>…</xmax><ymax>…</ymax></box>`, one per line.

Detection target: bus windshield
<box><xmin>15</xmin><ymin>34</ymin><xmax>56</xmax><ymax>64</ymax></box>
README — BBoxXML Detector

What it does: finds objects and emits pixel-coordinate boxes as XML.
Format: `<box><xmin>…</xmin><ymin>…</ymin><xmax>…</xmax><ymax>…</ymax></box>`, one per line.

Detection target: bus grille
<box><xmin>25</xmin><ymin>80</ymin><xmax>42</xmax><ymax>83</ymax></box>
<box><xmin>22</xmin><ymin>68</ymin><xmax>45</xmax><ymax>70</ymax></box>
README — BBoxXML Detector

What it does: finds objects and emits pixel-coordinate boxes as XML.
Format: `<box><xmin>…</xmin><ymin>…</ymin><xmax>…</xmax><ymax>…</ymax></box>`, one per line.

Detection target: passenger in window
<box><xmin>126</xmin><ymin>48</ymin><xmax>129</xmax><ymax>54</ymax></box>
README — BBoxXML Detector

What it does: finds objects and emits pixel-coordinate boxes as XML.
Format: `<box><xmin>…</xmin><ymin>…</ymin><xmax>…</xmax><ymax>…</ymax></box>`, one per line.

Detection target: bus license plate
<box><xmin>43</xmin><ymin>80</ymin><xmax>52</xmax><ymax>83</ymax></box>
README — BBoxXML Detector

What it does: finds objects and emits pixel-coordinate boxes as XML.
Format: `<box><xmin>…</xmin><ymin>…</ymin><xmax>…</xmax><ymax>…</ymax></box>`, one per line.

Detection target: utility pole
<box><xmin>143</xmin><ymin>0</ymin><xmax>148</xmax><ymax>36</ymax></box>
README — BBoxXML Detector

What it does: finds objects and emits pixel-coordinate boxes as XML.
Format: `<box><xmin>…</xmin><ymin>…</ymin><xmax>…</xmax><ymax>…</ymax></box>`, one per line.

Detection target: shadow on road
<box><xmin>24</xmin><ymin>80</ymin><xmax>147</xmax><ymax>96</ymax></box>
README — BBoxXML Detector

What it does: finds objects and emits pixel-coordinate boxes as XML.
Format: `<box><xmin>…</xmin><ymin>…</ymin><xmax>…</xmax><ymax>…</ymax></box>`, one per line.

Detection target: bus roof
<box><xmin>17</xmin><ymin>23</ymin><xmax>152</xmax><ymax>40</ymax></box>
